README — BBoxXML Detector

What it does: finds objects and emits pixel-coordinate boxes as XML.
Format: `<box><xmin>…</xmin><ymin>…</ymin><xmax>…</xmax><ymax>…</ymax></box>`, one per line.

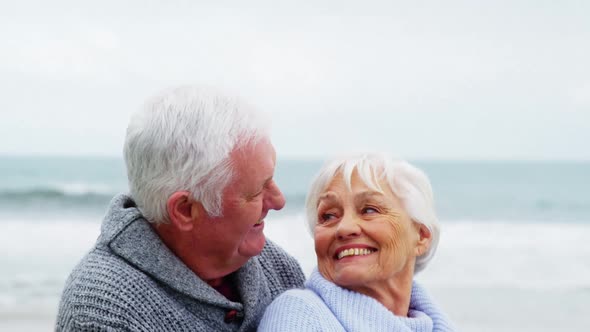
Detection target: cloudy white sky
<box><xmin>1</xmin><ymin>0</ymin><xmax>589</xmax><ymax>160</ymax></box>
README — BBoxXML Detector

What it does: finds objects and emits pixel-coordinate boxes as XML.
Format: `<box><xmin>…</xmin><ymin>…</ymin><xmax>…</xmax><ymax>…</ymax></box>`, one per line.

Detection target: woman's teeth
<box><xmin>337</xmin><ymin>248</ymin><xmax>375</xmax><ymax>259</ymax></box>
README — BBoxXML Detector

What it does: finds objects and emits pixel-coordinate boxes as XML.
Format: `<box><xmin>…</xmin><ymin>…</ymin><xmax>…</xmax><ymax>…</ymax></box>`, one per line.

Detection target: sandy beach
<box><xmin>3</xmin><ymin>219</ymin><xmax>590</xmax><ymax>331</ymax></box>
<box><xmin>0</xmin><ymin>305</ymin><xmax>56</xmax><ymax>332</ymax></box>
<box><xmin>3</xmin><ymin>286</ymin><xmax>590</xmax><ymax>331</ymax></box>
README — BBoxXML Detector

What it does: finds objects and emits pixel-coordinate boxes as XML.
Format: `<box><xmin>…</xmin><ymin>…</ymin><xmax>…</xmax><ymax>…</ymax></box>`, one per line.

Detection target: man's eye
<box><xmin>246</xmin><ymin>190</ymin><xmax>263</xmax><ymax>201</ymax></box>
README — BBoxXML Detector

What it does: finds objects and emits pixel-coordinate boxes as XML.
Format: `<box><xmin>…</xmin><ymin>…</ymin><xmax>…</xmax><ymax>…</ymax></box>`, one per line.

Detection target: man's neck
<box><xmin>208</xmin><ymin>274</ymin><xmax>241</xmax><ymax>302</ymax></box>
<box><xmin>152</xmin><ymin>222</ymin><xmax>244</xmax><ymax>282</ymax></box>
<box><xmin>206</xmin><ymin>277</ymin><xmax>224</xmax><ymax>288</ymax></box>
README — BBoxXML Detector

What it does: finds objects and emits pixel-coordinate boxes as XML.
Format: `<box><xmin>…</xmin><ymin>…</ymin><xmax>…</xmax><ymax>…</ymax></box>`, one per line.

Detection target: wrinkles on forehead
<box><xmin>353</xmin><ymin>190</ymin><xmax>387</xmax><ymax>204</ymax></box>
<box><xmin>317</xmin><ymin>189</ymin><xmax>388</xmax><ymax>208</ymax></box>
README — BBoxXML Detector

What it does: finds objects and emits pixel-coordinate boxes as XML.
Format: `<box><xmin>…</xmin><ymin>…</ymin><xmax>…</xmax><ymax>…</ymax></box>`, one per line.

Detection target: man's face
<box><xmin>191</xmin><ymin>138</ymin><xmax>285</xmax><ymax>279</ymax></box>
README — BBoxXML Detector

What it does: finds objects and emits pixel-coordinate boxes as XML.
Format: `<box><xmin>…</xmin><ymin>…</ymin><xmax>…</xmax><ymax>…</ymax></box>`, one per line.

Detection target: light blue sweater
<box><xmin>259</xmin><ymin>269</ymin><xmax>457</xmax><ymax>332</ymax></box>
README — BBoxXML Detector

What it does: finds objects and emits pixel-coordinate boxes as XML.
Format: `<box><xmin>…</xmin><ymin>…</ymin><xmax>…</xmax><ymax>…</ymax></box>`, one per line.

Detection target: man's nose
<box><xmin>265</xmin><ymin>180</ymin><xmax>286</xmax><ymax>211</ymax></box>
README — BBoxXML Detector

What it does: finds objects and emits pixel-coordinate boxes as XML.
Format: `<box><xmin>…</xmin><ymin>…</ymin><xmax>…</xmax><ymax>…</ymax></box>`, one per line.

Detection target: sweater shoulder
<box><xmin>56</xmin><ymin>247</ymin><xmax>189</xmax><ymax>331</ymax></box>
<box><xmin>256</xmin><ymin>239</ymin><xmax>305</xmax><ymax>292</ymax></box>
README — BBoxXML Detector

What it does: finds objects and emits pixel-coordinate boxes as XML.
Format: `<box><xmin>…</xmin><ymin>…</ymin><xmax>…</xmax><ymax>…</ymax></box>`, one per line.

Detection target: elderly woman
<box><xmin>259</xmin><ymin>153</ymin><xmax>456</xmax><ymax>331</ymax></box>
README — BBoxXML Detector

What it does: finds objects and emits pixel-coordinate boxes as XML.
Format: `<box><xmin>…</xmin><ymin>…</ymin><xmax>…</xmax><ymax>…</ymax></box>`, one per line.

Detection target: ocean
<box><xmin>1</xmin><ymin>156</ymin><xmax>589</xmax><ymax>331</ymax></box>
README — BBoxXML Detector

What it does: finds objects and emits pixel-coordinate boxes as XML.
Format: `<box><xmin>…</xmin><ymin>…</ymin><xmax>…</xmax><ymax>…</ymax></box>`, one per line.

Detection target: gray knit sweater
<box><xmin>55</xmin><ymin>194</ymin><xmax>305</xmax><ymax>332</ymax></box>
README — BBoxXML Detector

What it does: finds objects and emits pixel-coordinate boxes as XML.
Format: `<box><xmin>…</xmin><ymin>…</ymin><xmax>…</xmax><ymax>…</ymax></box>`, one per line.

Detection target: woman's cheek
<box><xmin>315</xmin><ymin>227</ymin><xmax>336</xmax><ymax>282</ymax></box>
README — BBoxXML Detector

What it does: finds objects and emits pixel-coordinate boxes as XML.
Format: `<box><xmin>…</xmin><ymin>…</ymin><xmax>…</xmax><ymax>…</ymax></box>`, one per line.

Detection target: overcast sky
<box><xmin>1</xmin><ymin>0</ymin><xmax>589</xmax><ymax>160</ymax></box>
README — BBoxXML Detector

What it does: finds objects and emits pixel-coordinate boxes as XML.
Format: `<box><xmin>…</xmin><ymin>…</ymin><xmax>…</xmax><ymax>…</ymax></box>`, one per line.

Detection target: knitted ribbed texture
<box><xmin>55</xmin><ymin>194</ymin><xmax>305</xmax><ymax>332</ymax></box>
<box><xmin>259</xmin><ymin>269</ymin><xmax>457</xmax><ymax>332</ymax></box>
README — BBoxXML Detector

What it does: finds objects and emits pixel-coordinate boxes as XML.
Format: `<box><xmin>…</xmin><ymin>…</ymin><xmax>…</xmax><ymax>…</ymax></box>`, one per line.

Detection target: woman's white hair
<box><xmin>305</xmin><ymin>153</ymin><xmax>440</xmax><ymax>273</ymax></box>
<box><xmin>124</xmin><ymin>86</ymin><xmax>270</xmax><ymax>223</ymax></box>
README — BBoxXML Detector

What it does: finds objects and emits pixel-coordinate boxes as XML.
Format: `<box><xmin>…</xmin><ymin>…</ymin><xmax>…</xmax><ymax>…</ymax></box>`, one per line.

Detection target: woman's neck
<box><xmin>349</xmin><ymin>267</ymin><xmax>415</xmax><ymax>316</ymax></box>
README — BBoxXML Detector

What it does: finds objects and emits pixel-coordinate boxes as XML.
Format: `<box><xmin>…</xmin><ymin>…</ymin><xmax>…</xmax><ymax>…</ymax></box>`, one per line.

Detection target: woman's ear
<box><xmin>167</xmin><ymin>191</ymin><xmax>202</xmax><ymax>232</ymax></box>
<box><xmin>414</xmin><ymin>223</ymin><xmax>432</xmax><ymax>257</ymax></box>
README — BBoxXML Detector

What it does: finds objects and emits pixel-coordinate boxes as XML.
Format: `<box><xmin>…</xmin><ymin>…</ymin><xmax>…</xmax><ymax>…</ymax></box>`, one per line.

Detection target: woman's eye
<box><xmin>362</xmin><ymin>207</ymin><xmax>379</xmax><ymax>214</ymax></box>
<box><xmin>319</xmin><ymin>213</ymin><xmax>337</xmax><ymax>223</ymax></box>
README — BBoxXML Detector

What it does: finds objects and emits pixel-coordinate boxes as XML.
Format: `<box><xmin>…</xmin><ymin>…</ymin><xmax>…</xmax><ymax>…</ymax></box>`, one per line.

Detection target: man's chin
<box><xmin>238</xmin><ymin>236</ymin><xmax>266</xmax><ymax>258</ymax></box>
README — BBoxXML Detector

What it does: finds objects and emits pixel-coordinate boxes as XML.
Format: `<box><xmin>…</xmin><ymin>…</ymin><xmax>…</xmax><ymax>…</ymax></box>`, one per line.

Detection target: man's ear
<box><xmin>414</xmin><ymin>223</ymin><xmax>432</xmax><ymax>257</ymax></box>
<box><xmin>167</xmin><ymin>191</ymin><xmax>202</xmax><ymax>232</ymax></box>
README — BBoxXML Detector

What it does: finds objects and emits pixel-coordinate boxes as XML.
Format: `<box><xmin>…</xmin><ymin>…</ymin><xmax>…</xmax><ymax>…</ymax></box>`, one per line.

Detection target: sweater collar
<box><xmin>306</xmin><ymin>269</ymin><xmax>435</xmax><ymax>332</ymax></box>
<box><xmin>98</xmin><ymin>194</ymin><xmax>267</xmax><ymax>314</ymax></box>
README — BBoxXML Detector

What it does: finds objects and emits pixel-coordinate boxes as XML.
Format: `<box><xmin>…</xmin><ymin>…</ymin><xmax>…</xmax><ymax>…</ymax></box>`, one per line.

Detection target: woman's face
<box><xmin>314</xmin><ymin>170</ymin><xmax>423</xmax><ymax>292</ymax></box>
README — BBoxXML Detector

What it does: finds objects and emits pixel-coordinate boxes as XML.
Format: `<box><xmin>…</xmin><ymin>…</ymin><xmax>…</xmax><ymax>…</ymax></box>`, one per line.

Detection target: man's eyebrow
<box><xmin>257</xmin><ymin>177</ymin><xmax>273</xmax><ymax>190</ymax></box>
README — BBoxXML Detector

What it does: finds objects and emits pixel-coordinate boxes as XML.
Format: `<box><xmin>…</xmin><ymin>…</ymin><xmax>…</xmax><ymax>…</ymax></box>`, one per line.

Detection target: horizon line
<box><xmin>1</xmin><ymin>152</ymin><xmax>589</xmax><ymax>163</ymax></box>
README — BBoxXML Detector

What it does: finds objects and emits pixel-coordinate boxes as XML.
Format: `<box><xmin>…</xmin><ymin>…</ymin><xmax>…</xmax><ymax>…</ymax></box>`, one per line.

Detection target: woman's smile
<box><xmin>334</xmin><ymin>245</ymin><xmax>378</xmax><ymax>260</ymax></box>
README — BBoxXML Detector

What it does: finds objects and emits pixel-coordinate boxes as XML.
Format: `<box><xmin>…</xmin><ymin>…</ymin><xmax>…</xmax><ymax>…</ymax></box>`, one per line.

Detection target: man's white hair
<box><xmin>124</xmin><ymin>86</ymin><xmax>270</xmax><ymax>223</ymax></box>
<box><xmin>305</xmin><ymin>153</ymin><xmax>440</xmax><ymax>273</ymax></box>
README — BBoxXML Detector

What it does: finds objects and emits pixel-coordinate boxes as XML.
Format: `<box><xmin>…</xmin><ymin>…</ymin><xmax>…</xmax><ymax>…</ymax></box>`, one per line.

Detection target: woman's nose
<box><xmin>335</xmin><ymin>214</ymin><xmax>361</xmax><ymax>240</ymax></box>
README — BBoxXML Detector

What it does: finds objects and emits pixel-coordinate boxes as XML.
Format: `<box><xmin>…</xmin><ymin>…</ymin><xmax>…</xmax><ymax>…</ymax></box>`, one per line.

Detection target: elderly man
<box><xmin>55</xmin><ymin>86</ymin><xmax>305</xmax><ymax>331</ymax></box>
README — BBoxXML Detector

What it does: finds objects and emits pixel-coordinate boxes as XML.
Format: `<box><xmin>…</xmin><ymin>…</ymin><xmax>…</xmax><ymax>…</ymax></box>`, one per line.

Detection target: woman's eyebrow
<box><xmin>353</xmin><ymin>190</ymin><xmax>386</xmax><ymax>204</ymax></box>
<box><xmin>318</xmin><ymin>192</ymin><xmax>340</xmax><ymax>205</ymax></box>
